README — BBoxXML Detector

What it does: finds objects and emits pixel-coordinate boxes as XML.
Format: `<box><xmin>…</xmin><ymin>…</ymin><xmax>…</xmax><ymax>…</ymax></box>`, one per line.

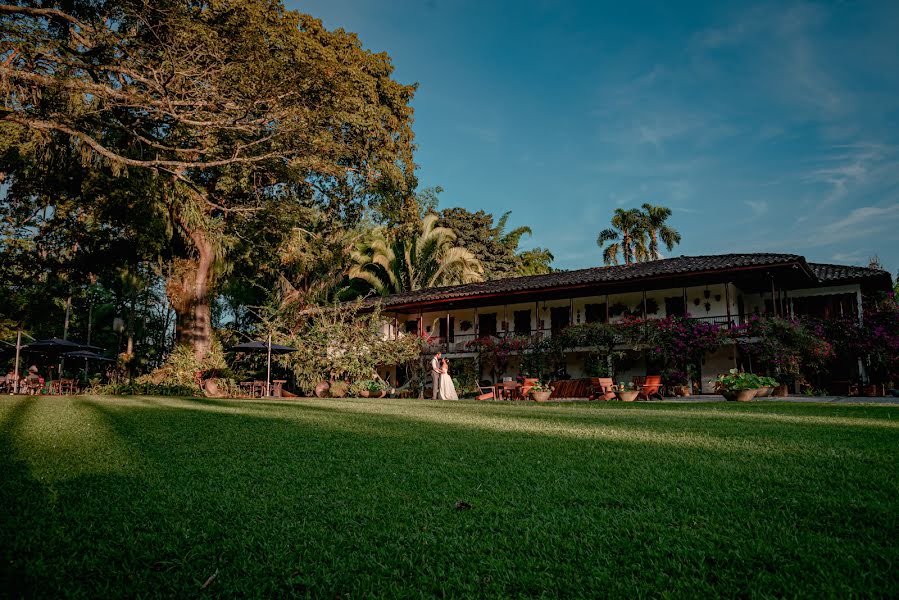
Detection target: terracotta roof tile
<box><xmin>372</xmin><ymin>253</ymin><xmax>806</xmax><ymax>308</ymax></box>
<box><xmin>808</xmin><ymin>263</ymin><xmax>890</xmax><ymax>282</ymax></box>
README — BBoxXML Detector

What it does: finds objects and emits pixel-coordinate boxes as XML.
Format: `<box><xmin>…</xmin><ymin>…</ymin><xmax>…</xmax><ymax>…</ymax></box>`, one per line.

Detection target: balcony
<box><xmin>414</xmin><ymin>315</ymin><xmax>741</xmax><ymax>356</ymax></box>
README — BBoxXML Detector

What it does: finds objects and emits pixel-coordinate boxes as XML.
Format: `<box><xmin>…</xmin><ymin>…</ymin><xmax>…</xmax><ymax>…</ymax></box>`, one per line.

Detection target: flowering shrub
<box><xmin>731</xmin><ymin>315</ymin><xmax>833</xmax><ymax>386</ymax></box>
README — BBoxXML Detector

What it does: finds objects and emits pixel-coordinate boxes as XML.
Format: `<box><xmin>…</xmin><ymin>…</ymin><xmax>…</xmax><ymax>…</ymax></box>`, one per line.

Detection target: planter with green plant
<box><xmin>329</xmin><ymin>381</ymin><xmax>349</xmax><ymax>398</ymax></box>
<box><xmin>754</xmin><ymin>376</ymin><xmax>780</xmax><ymax>397</ymax></box>
<box><xmin>715</xmin><ymin>369</ymin><xmax>764</xmax><ymax>401</ymax></box>
<box><xmin>615</xmin><ymin>381</ymin><xmax>639</xmax><ymax>402</ymax></box>
<box><xmin>366</xmin><ymin>379</ymin><xmax>388</xmax><ymax>398</ymax></box>
<box><xmin>529</xmin><ymin>381</ymin><xmax>553</xmax><ymax>402</ymax></box>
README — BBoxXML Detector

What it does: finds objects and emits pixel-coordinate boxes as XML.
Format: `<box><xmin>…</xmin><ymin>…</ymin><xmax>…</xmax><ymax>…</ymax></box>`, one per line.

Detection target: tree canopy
<box><xmin>439</xmin><ymin>207</ymin><xmax>554</xmax><ymax>279</ymax></box>
<box><xmin>0</xmin><ymin>0</ymin><xmax>417</xmax><ymax>359</ymax></box>
<box><xmin>597</xmin><ymin>204</ymin><xmax>681</xmax><ymax>265</ymax></box>
<box><xmin>349</xmin><ymin>214</ymin><xmax>484</xmax><ymax>295</ymax></box>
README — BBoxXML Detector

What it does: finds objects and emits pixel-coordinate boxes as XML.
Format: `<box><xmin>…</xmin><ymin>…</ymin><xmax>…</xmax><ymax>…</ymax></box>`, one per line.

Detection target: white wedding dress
<box><xmin>438</xmin><ymin>370</ymin><xmax>459</xmax><ymax>400</ymax></box>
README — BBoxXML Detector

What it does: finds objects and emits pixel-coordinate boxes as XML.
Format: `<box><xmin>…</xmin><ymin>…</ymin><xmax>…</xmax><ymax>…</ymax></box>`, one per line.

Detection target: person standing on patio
<box><xmin>431</xmin><ymin>351</ymin><xmax>442</xmax><ymax>400</ymax></box>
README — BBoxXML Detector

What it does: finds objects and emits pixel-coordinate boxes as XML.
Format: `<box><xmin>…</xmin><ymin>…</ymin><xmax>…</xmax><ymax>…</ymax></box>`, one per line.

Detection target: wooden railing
<box><xmin>416</xmin><ymin>315</ymin><xmax>741</xmax><ymax>355</ymax></box>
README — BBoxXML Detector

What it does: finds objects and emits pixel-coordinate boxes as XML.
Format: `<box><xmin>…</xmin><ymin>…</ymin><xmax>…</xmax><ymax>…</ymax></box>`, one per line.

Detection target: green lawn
<box><xmin>2</xmin><ymin>396</ymin><xmax>897</xmax><ymax>597</ymax></box>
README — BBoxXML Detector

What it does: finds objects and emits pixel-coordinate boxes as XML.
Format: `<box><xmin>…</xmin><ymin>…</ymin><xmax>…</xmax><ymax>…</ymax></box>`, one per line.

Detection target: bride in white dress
<box><xmin>438</xmin><ymin>358</ymin><xmax>459</xmax><ymax>400</ymax></box>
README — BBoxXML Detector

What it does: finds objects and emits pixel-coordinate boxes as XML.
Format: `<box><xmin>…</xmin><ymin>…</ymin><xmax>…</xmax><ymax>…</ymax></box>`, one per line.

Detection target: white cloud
<box><xmin>745</xmin><ymin>200</ymin><xmax>769</xmax><ymax>217</ymax></box>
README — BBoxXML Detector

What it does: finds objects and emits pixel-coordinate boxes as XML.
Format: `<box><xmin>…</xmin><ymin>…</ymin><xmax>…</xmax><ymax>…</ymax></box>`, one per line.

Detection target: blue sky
<box><xmin>290</xmin><ymin>0</ymin><xmax>899</xmax><ymax>275</ymax></box>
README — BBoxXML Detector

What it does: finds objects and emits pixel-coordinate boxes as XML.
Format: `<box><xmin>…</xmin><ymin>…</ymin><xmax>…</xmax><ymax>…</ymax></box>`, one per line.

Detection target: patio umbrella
<box><xmin>23</xmin><ymin>338</ymin><xmax>104</xmax><ymax>383</ymax></box>
<box><xmin>64</xmin><ymin>350</ymin><xmax>115</xmax><ymax>362</ymax></box>
<box><xmin>23</xmin><ymin>338</ymin><xmax>101</xmax><ymax>354</ymax></box>
<box><xmin>231</xmin><ymin>336</ymin><xmax>297</xmax><ymax>397</ymax></box>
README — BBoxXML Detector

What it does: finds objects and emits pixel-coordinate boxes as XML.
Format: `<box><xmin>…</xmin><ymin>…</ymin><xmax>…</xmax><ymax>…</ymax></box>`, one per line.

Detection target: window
<box><xmin>664</xmin><ymin>296</ymin><xmax>686</xmax><ymax>317</ymax></box>
<box><xmin>585</xmin><ymin>303</ymin><xmax>605</xmax><ymax>324</ymax></box>
<box><xmin>513</xmin><ymin>310</ymin><xmax>531</xmax><ymax>335</ymax></box>
<box><xmin>478</xmin><ymin>313</ymin><xmax>497</xmax><ymax>337</ymax></box>
<box><xmin>404</xmin><ymin>319</ymin><xmax>418</xmax><ymax>334</ymax></box>
<box><xmin>550</xmin><ymin>306</ymin><xmax>570</xmax><ymax>333</ymax></box>
<box><xmin>438</xmin><ymin>317</ymin><xmax>455</xmax><ymax>342</ymax></box>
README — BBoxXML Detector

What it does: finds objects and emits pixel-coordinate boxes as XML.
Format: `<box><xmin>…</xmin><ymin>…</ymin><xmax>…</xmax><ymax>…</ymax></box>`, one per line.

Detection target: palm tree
<box><xmin>350</xmin><ymin>214</ymin><xmax>484</xmax><ymax>295</ymax></box>
<box><xmin>596</xmin><ymin>208</ymin><xmax>648</xmax><ymax>265</ymax></box>
<box><xmin>640</xmin><ymin>203</ymin><xmax>681</xmax><ymax>259</ymax></box>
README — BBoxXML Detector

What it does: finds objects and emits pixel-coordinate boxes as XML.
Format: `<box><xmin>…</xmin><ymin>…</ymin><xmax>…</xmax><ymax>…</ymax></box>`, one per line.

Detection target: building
<box><xmin>369</xmin><ymin>254</ymin><xmax>892</xmax><ymax>393</ymax></box>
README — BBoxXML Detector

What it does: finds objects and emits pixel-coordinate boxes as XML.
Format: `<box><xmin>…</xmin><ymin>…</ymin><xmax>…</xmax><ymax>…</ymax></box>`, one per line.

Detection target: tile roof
<box><xmin>371</xmin><ymin>253</ymin><xmax>812</xmax><ymax>308</ymax></box>
<box><xmin>808</xmin><ymin>262</ymin><xmax>890</xmax><ymax>283</ymax></box>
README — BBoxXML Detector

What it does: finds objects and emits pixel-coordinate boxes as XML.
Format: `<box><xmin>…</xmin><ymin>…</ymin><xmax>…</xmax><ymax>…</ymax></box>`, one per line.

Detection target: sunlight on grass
<box><xmin>2</xmin><ymin>395</ymin><xmax>897</xmax><ymax>597</ymax></box>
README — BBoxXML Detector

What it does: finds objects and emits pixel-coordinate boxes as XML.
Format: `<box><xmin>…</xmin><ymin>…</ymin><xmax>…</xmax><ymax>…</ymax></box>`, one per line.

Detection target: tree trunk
<box><xmin>168</xmin><ymin>221</ymin><xmax>216</xmax><ymax>361</ymax></box>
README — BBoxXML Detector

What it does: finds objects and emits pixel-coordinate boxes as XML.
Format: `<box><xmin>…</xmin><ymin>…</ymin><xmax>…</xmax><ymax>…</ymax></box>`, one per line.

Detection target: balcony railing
<box><xmin>413</xmin><ymin>315</ymin><xmax>741</xmax><ymax>355</ymax></box>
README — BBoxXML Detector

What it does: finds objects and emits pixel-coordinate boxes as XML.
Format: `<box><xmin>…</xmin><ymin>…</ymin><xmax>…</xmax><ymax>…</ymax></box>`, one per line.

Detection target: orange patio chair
<box><xmin>590</xmin><ymin>377</ymin><xmax>616</xmax><ymax>401</ymax></box>
<box><xmin>637</xmin><ymin>375</ymin><xmax>663</xmax><ymax>401</ymax></box>
<box><xmin>476</xmin><ymin>379</ymin><xmax>495</xmax><ymax>401</ymax></box>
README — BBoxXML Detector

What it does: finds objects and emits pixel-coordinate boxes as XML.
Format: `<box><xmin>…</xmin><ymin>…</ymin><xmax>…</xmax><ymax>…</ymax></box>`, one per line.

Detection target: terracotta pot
<box><xmin>755</xmin><ymin>386</ymin><xmax>773</xmax><ymax>398</ymax></box>
<box><xmin>376</xmin><ymin>390</ymin><xmax>387</xmax><ymax>398</ymax></box>
<box><xmin>863</xmin><ymin>384</ymin><xmax>885</xmax><ymax>397</ymax></box>
<box><xmin>314</xmin><ymin>381</ymin><xmax>330</xmax><ymax>398</ymax></box>
<box><xmin>771</xmin><ymin>385</ymin><xmax>789</xmax><ymax>397</ymax></box>
<box><xmin>531</xmin><ymin>390</ymin><xmax>552</xmax><ymax>402</ymax></box>
<box><xmin>359</xmin><ymin>390</ymin><xmax>370</xmax><ymax>398</ymax></box>
<box><xmin>617</xmin><ymin>391</ymin><xmax>639</xmax><ymax>402</ymax></box>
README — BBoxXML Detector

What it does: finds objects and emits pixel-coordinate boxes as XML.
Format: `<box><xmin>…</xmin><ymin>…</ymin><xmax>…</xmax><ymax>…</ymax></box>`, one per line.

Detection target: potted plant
<box><xmin>350</xmin><ymin>382</ymin><xmax>370</xmax><ymax>398</ymax></box>
<box><xmin>754</xmin><ymin>376</ymin><xmax>779</xmax><ymax>397</ymax></box>
<box><xmin>715</xmin><ymin>369</ymin><xmax>762</xmax><ymax>402</ymax></box>
<box><xmin>367</xmin><ymin>379</ymin><xmax>388</xmax><ymax>398</ymax></box>
<box><xmin>530</xmin><ymin>381</ymin><xmax>553</xmax><ymax>402</ymax></box>
<box><xmin>615</xmin><ymin>381</ymin><xmax>639</xmax><ymax>402</ymax></box>
<box><xmin>329</xmin><ymin>380</ymin><xmax>349</xmax><ymax>398</ymax></box>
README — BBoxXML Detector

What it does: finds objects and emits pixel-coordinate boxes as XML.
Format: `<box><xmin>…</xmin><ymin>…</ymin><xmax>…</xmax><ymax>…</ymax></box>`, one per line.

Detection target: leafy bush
<box><xmin>716</xmin><ymin>369</ymin><xmax>765</xmax><ymax>392</ymax></box>
<box><xmin>139</xmin><ymin>339</ymin><xmax>234</xmax><ymax>389</ymax></box>
<box><xmin>278</xmin><ymin>301</ymin><xmax>422</xmax><ymax>394</ymax></box>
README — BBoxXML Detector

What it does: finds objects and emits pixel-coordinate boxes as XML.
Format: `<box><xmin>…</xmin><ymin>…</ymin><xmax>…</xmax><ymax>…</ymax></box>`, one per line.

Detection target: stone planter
<box><xmin>617</xmin><ymin>390</ymin><xmax>639</xmax><ymax>402</ymax></box>
<box><xmin>531</xmin><ymin>390</ymin><xmax>552</xmax><ymax>403</ymax></box>
<box><xmin>723</xmin><ymin>389</ymin><xmax>758</xmax><ymax>402</ymax></box>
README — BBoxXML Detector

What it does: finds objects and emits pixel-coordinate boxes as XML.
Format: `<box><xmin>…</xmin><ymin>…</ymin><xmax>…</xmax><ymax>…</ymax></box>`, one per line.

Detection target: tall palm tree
<box><xmin>640</xmin><ymin>203</ymin><xmax>681</xmax><ymax>259</ymax></box>
<box><xmin>350</xmin><ymin>214</ymin><xmax>484</xmax><ymax>295</ymax></box>
<box><xmin>596</xmin><ymin>208</ymin><xmax>648</xmax><ymax>265</ymax></box>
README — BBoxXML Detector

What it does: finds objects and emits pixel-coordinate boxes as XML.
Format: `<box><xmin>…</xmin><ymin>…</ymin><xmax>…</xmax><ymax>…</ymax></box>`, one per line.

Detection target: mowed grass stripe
<box><xmin>1</xmin><ymin>396</ymin><xmax>897</xmax><ymax>597</ymax></box>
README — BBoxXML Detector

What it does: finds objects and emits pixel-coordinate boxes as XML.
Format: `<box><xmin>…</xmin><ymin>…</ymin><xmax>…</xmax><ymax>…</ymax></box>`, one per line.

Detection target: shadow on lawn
<box><xmin>3</xmin><ymin>396</ymin><xmax>897</xmax><ymax>597</ymax></box>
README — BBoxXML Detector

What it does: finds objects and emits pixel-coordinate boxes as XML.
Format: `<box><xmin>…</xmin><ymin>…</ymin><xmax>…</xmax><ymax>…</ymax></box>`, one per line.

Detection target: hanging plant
<box><xmin>693</xmin><ymin>298</ymin><xmax>701</xmax><ymax>306</ymax></box>
<box><xmin>704</xmin><ymin>302</ymin><xmax>712</xmax><ymax>312</ymax></box>
<box><xmin>715</xmin><ymin>294</ymin><xmax>722</xmax><ymax>302</ymax></box>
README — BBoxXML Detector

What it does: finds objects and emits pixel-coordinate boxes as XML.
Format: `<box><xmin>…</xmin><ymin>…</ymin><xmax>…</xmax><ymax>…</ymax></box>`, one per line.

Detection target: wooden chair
<box><xmin>476</xmin><ymin>379</ymin><xmax>495</xmax><ymax>401</ymax></box>
<box><xmin>590</xmin><ymin>377</ymin><xmax>616</xmax><ymax>401</ymax></box>
<box><xmin>637</xmin><ymin>375</ymin><xmax>663</xmax><ymax>401</ymax></box>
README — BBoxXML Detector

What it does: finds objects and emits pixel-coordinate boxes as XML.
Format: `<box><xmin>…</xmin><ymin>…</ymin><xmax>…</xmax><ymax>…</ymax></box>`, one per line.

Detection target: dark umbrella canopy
<box><xmin>23</xmin><ymin>338</ymin><xmax>101</xmax><ymax>354</ymax></box>
<box><xmin>231</xmin><ymin>341</ymin><xmax>297</xmax><ymax>354</ymax></box>
<box><xmin>64</xmin><ymin>350</ymin><xmax>115</xmax><ymax>362</ymax></box>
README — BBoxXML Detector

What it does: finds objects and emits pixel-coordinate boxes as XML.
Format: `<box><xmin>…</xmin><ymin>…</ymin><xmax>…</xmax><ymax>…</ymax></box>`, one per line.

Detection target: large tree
<box><xmin>640</xmin><ymin>203</ymin><xmax>681</xmax><ymax>259</ymax></box>
<box><xmin>596</xmin><ymin>204</ymin><xmax>681</xmax><ymax>265</ymax></box>
<box><xmin>438</xmin><ymin>207</ymin><xmax>553</xmax><ymax>278</ymax></box>
<box><xmin>349</xmin><ymin>214</ymin><xmax>484</xmax><ymax>295</ymax></box>
<box><xmin>0</xmin><ymin>0</ymin><xmax>416</xmax><ymax>359</ymax></box>
<box><xmin>596</xmin><ymin>208</ymin><xmax>648</xmax><ymax>265</ymax></box>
